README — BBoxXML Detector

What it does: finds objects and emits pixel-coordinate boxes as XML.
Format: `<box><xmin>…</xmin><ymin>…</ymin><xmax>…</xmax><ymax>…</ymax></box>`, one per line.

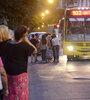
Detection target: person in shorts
<box><xmin>30</xmin><ymin>34</ymin><xmax>38</xmax><ymax>63</ymax></box>
<box><xmin>35</xmin><ymin>33</ymin><xmax>39</xmax><ymax>62</ymax></box>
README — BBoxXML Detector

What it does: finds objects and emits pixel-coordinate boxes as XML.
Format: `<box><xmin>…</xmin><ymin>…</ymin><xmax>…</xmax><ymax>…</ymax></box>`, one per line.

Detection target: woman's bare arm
<box><xmin>0</xmin><ymin>67</ymin><xmax>9</xmax><ymax>97</ymax></box>
<box><xmin>23</xmin><ymin>36</ymin><xmax>37</xmax><ymax>54</ymax></box>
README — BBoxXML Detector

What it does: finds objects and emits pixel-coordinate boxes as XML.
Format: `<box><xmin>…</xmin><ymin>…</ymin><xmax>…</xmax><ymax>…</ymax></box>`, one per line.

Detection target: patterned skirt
<box><xmin>3</xmin><ymin>73</ymin><xmax>29</xmax><ymax>100</ymax></box>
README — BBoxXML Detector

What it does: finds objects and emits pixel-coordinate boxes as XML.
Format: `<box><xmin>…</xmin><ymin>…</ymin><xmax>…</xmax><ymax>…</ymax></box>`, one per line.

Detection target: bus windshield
<box><xmin>65</xmin><ymin>11</ymin><xmax>90</xmax><ymax>41</ymax></box>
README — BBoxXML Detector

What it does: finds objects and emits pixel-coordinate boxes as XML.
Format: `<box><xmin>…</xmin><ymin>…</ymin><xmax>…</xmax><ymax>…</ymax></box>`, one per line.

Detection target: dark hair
<box><xmin>14</xmin><ymin>26</ymin><xmax>28</xmax><ymax>41</ymax></box>
<box><xmin>35</xmin><ymin>33</ymin><xmax>39</xmax><ymax>37</ymax></box>
<box><xmin>41</xmin><ymin>35</ymin><xmax>47</xmax><ymax>45</ymax></box>
<box><xmin>52</xmin><ymin>34</ymin><xmax>56</xmax><ymax>39</ymax></box>
<box><xmin>44</xmin><ymin>34</ymin><xmax>48</xmax><ymax>38</ymax></box>
<box><xmin>32</xmin><ymin>34</ymin><xmax>34</xmax><ymax>38</ymax></box>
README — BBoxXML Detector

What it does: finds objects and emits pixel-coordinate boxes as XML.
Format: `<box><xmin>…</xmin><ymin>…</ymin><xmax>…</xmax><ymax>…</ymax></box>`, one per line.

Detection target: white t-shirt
<box><xmin>52</xmin><ymin>37</ymin><xmax>59</xmax><ymax>46</ymax></box>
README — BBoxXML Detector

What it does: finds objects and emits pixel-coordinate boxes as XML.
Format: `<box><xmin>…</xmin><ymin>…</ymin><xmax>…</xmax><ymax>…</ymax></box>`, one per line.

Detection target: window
<box><xmin>65</xmin><ymin>17</ymin><xmax>90</xmax><ymax>41</ymax></box>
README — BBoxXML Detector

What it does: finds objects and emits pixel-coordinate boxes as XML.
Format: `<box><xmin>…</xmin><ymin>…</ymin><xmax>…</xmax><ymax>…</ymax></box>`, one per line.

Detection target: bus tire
<box><xmin>73</xmin><ymin>56</ymin><xmax>79</xmax><ymax>61</ymax></box>
<box><xmin>67</xmin><ymin>55</ymin><xmax>74</xmax><ymax>61</ymax></box>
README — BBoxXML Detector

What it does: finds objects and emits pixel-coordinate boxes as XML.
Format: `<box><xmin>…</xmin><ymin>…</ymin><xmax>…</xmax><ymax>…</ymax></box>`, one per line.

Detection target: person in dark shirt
<box><xmin>34</xmin><ymin>33</ymin><xmax>39</xmax><ymax>62</ymax></box>
<box><xmin>30</xmin><ymin>34</ymin><xmax>38</xmax><ymax>63</ymax></box>
<box><xmin>0</xmin><ymin>25</ymin><xmax>37</xmax><ymax>100</ymax></box>
<box><xmin>35</xmin><ymin>33</ymin><xmax>39</xmax><ymax>44</ymax></box>
<box><xmin>30</xmin><ymin>34</ymin><xmax>37</xmax><ymax>47</ymax></box>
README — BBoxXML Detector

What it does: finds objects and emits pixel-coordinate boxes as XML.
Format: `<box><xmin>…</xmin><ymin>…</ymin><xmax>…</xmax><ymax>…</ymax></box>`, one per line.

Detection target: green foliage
<box><xmin>28</xmin><ymin>15</ymin><xmax>43</xmax><ymax>32</ymax></box>
<box><xmin>0</xmin><ymin>0</ymin><xmax>38</xmax><ymax>29</ymax></box>
<box><xmin>0</xmin><ymin>0</ymin><xmax>64</xmax><ymax>31</ymax></box>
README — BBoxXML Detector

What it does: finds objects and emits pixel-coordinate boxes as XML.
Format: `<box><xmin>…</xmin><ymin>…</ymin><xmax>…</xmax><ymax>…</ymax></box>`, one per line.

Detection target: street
<box><xmin>28</xmin><ymin>55</ymin><xmax>90</xmax><ymax>100</ymax></box>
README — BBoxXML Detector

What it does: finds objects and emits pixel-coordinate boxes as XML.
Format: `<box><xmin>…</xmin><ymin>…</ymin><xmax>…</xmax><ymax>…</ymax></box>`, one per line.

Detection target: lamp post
<box><xmin>45</xmin><ymin>10</ymin><xmax>49</xmax><ymax>14</ymax></box>
<box><xmin>41</xmin><ymin>10</ymin><xmax>50</xmax><ymax>31</ymax></box>
<box><xmin>38</xmin><ymin>27</ymin><xmax>40</xmax><ymax>30</ymax></box>
<box><xmin>41</xmin><ymin>13</ymin><xmax>45</xmax><ymax>17</ymax></box>
<box><xmin>48</xmin><ymin>0</ymin><xmax>53</xmax><ymax>3</ymax></box>
<box><xmin>41</xmin><ymin>10</ymin><xmax>49</xmax><ymax>17</ymax></box>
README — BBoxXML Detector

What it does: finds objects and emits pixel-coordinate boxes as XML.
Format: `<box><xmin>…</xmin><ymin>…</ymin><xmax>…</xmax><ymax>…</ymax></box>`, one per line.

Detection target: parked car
<box><xmin>27</xmin><ymin>32</ymin><xmax>46</xmax><ymax>41</ymax></box>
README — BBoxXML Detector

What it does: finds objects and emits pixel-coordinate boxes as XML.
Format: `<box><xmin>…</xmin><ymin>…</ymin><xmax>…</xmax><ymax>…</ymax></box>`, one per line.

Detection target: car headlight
<box><xmin>67</xmin><ymin>46</ymin><xmax>74</xmax><ymax>51</ymax></box>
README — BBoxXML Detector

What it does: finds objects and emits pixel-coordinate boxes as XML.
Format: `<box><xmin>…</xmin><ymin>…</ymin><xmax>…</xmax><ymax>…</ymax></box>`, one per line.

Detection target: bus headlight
<box><xmin>67</xmin><ymin>46</ymin><xmax>74</xmax><ymax>51</ymax></box>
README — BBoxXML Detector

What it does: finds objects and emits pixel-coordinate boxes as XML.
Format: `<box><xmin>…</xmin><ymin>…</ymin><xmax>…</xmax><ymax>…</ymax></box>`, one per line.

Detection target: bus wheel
<box><xmin>73</xmin><ymin>56</ymin><xmax>79</xmax><ymax>61</ymax></box>
<box><xmin>67</xmin><ymin>55</ymin><xmax>74</xmax><ymax>61</ymax></box>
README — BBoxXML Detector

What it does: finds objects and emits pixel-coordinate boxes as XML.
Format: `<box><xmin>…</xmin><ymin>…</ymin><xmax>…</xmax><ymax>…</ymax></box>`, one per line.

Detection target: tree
<box><xmin>0</xmin><ymin>0</ymin><xmax>64</xmax><ymax>31</ymax></box>
<box><xmin>0</xmin><ymin>0</ymin><xmax>38</xmax><ymax>29</ymax></box>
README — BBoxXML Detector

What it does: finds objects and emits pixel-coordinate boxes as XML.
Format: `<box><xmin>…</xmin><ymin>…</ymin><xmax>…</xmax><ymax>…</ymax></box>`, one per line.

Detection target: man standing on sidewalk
<box><xmin>52</xmin><ymin>34</ymin><xmax>60</xmax><ymax>63</ymax></box>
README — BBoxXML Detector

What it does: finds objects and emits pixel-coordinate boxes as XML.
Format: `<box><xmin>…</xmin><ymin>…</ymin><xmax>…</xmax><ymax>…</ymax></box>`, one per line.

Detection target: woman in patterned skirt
<box><xmin>0</xmin><ymin>25</ymin><xmax>37</xmax><ymax>100</ymax></box>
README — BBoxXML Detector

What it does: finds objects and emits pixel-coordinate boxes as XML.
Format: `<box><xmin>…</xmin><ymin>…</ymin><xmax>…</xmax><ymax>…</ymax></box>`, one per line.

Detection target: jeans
<box><xmin>53</xmin><ymin>45</ymin><xmax>59</xmax><ymax>61</ymax></box>
<box><xmin>41</xmin><ymin>49</ymin><xmax>46</xmax><ymax>61</ymax></box>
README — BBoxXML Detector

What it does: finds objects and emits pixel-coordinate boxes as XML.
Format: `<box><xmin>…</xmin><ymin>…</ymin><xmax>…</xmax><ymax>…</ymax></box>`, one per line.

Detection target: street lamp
<box><xmin>45</xmin><ymin>10</ymin><xmax>49</xmax><ymax>14</ymax></box>
<box><xmin>41</xmin><ymin>13</ymin><xmax>45</xmax><ymax>17</ymax></box>
<box><xmin>38</xmin><ymin>27</ymin><xmax>40</xmax><ymax>30</ymax></box>
<box><xmin>41</xmin><ymin>10</ymin><xmax>49</xmax><ymax>31</ymax></box>
<box><xmin>41</xmin><ymin>10</ymin><xmax>49</xmax><ymax>17</ymax></box>
<box><xmin>48</xmin><ymin>0</ymin><xmax>53</xmax><ymax>3</ymax></box>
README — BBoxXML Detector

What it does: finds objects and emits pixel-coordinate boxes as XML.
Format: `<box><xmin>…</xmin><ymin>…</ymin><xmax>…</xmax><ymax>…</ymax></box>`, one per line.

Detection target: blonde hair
<box><xmin>0</xmin><ymin>25</ymin><xmax>11</xmax><ymax>42</ymax></box>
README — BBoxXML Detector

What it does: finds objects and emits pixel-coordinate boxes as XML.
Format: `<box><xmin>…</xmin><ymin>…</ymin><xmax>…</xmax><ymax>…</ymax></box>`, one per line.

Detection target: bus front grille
<box><xmin>71</xmin><ymin>43</ymin><xmax>83</xmax><ymax>46</ymax></box>
<box><xmin>71</xmin><ymin>43</ymin><xmax>90</xmax><ymax>46</ymax></box>
<box><xmin>77</xmin><ymin>50</ymin><xmax>90</xmax><ymax>52</ymax></box>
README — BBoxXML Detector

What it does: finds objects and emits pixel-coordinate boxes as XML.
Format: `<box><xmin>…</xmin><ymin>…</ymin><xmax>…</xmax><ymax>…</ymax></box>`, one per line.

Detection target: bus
<box><xmin>63</xmin><ymin>7</ymin><xmax>90</xmax><ymax>60</ymax></box>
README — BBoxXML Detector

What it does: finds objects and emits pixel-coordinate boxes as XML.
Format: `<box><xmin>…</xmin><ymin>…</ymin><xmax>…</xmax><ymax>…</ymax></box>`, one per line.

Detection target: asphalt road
<box><xmin>28</xmin><ymin>56</ymin><xmax>90</xmax><ymax>100</ymax></box>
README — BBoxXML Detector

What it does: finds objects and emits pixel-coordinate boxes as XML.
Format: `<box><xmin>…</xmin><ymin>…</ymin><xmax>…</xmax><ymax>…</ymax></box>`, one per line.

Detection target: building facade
<box><xmin>57</xmin><ymin>0</ymin><xmax>90</xmax><ymax>9</ymax></box>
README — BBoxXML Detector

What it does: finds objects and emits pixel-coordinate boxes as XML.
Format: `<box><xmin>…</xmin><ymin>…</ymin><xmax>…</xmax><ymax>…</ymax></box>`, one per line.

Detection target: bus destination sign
<box><xmin>71</xmin><ymin>10</ymin><xmax>90</xmax><ymax>16</ymax></box>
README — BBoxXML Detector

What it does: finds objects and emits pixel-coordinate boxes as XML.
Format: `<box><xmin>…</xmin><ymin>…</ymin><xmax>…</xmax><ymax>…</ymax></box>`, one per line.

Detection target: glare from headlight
<box><xmin>67</xmin><ymin>46</ymin><xmax>73</xmax><ymax>51</ymax></box>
